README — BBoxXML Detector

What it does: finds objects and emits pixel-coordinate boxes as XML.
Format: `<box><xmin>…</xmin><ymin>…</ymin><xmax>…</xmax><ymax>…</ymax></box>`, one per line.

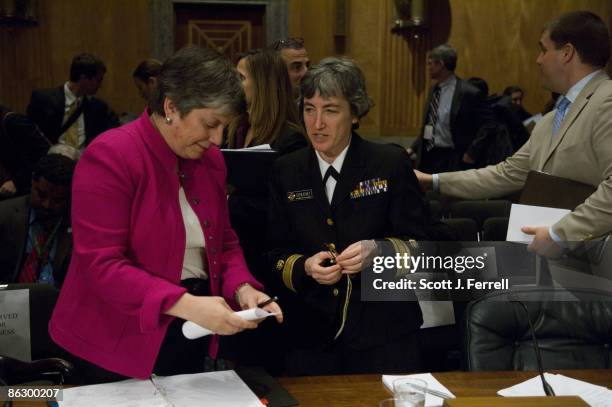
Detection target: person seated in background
<box><xmin>26</xmin><ymin>53</ymin><xmax>118</xmax><ymax>150</ymax></box>
<box><xmin>48</xmin><ymin>143</ymin><xmax>81</xmax><ymax>161</ymax></box>
<box><xmin>0</xmin><ymin>153</ymin><xmax>76</xmax><ymax>288</ymax></box>
<box><xmin>119</xmin><ymin>58</ymin><xmax>164</xmax><ymax>124</ymax></box>
<box><xmin>48</xmin><ymin>46</ymin><xmax>282</xmax><ymax>384</ymax></box>
<box><xmin>465</xmin><ymin>77</ymin><xmax>529</xmax><ymax>167</ymax></box>
<box><xmin>503</xmin><ymin>85</ymin><xmax>532</xmax><ymax>121</ymax></box>
<box><xmin>267</xmin><ymin>57</ymin><xmax>440</xmax><ymax>376</ymax></box>
<box><xmin>0</xmin><ymin>104</ymin><xmax>52</xmax><ymax>199</ymax></box>
<box><xmin>133</xmin><ymin>58</ymin><xmax>162</xmax><ymax>106</ymax></box>
<box><xmin>269</xmin><ymin>37</ymin><xmax>310</xmax><ymax>99</ymax></box>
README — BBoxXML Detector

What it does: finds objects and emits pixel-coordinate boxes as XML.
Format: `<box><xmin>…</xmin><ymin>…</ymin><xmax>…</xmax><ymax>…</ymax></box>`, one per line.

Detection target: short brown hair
<box><xmin>132</xmin><ymin>58</ymin><xmax>162</xmax><ymax>81</ymax></box>
<box><xmin>545</xmin><ymin>11</ymin><xmax>610</xmax><ymax>68</ymax></box>
<box><xmin>69</xmin><ymin>53</ymin><xmax>106</xmax><ymax>81</ymax></box>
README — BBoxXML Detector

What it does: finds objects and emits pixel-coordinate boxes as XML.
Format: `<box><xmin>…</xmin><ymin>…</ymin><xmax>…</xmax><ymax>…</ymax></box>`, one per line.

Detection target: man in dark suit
<box><xmin>408</xmin><ymin>44</ymin><xmax>493</xmax><ymax>173</ymax></box>
<box><xmin>267</xmin><ymin>57</ymin><xmax>442</xmax><ymax>376</ymax></box>
<box><xmin>26</xmin><ymin>53</ymin><xmax>118</xmax><ymax>149</ymax></box>
<box><xmin>0</xmin><ymin>154</ymin><xmax>75</xmax><ymax>288</ymax></box>
<box><xmin>0</xmin><ymin>104</ymin><xmax>52</xmax><ymax>198</ymax></box>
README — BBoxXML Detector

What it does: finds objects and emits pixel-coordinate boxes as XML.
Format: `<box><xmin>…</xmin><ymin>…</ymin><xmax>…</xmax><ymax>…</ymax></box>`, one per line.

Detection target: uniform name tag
<box><xmin>350</xmin><ymin>178</ymin><xmax>388</xmax><ymax>199</ymax></box>
<box><xmin>287</xmin><ymin>189</ymin><xmax>314</xmax><ymax>202</ymax></box>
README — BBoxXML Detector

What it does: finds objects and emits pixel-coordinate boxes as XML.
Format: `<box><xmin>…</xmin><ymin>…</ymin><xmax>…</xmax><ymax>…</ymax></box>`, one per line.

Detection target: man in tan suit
<box><xmin>416</xmin><ymin>10</ymin><xmax>612</xmax><ymax>256</ymax></box>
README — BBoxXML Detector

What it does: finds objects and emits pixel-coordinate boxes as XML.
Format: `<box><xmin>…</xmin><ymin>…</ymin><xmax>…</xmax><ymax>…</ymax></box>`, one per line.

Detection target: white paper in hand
<box><xmin>506</xmin><ymin>203</ymin><xmax>570</xmax><ymax>243</ymax></box>
<box><xmin>182</xmin><ymin>308</ymin><xmax>277</xmax><ymax>339</ymax></box>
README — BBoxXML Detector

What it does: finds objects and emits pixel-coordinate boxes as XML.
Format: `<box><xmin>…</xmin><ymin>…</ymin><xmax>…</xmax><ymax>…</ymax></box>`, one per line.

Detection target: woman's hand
<box><xmin>166</xmin><ymin>293</ymin><xmax>258</xmax><ymax>335</ymax></box>
<box><xmin>236</xmin><ymin>284</ymin><xmax>283</xmax><ymax>323</ymax></box>
<box><xmin>336</xmin><ymin>240</ymin><xmax>378</xmax><ymax>274</ymax></box>
<box><xmin>305</xmin><ymin>251</ymin><xmax>343</xmax><ymax>285</ymax></box>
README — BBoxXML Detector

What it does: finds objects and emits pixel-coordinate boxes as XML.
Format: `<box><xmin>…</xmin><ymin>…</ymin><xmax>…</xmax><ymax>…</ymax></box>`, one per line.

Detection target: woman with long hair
<box><xmin>225</xmin><ymin>49</ymin><xmax>306</xmax><ymax>152</ymax></box>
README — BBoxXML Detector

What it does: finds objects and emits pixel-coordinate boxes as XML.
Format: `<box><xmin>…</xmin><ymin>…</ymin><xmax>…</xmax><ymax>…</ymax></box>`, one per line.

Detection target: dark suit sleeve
<box><xmin>266</xmin><ymin>163</ymin><xmax>311</xmax><ymax>294</ymax></box>
<box><xmin>26</xmin><ymin>91</ymin><xmax>48</xmax><ymax>136</ymax></box>
<box><xmin>3</xmin><ymin>113</ymin><xmax>51</xmax><ymax>194</ymax></box>
<box><xmin>462</xmin><ymin>89</ymin><xmax>495</xmax><ymax>158</ymax></box>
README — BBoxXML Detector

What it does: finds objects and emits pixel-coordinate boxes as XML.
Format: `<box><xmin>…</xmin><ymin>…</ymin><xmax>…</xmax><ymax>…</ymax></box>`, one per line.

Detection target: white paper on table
<box><xmin>182</xmin><ymin>308</ymin><xmax>278</xmax><ymax>339</ymax></box>
<box><xmin>59</xmin><ymin>378</ymin><xmax>169</xmax><ymax>407</ymax></box>
<box><xmin>498</xmin><ymin>373</ymin><xmax>612</xmax><ymax>407</ymax></box>
<box><xmin>382</xmin><ymin>373</ymin><xmax>455</xmax><ymax>407</ymax></box>
<box><xmin>152</xmin><ymin>370</ymin><xmax>264</xmax><ymax>407</ymax></box>
<box><xmin>60</xmin><ymin>370</ymin><xmax>264</xmax><ymax>407</ymax></box>
<box><xmin>506</xmin><ymin>203</ymin><xmax>570</xmax><ymax>243</ymax></box>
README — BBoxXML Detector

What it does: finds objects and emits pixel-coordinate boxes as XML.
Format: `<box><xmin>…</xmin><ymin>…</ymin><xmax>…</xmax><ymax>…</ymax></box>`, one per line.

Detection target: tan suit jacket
<box><xmin>439</xmin><ymin>71</ymin><xmax>612</xmax><ymax>241</ymax></box>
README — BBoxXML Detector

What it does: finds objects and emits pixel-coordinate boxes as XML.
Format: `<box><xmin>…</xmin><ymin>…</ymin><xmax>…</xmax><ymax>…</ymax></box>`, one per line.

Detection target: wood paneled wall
<box><xmin>289</xmin><ymin>0</ymin><xmax>612</xmax><ymax>137</ymax></box>
<box><xmin>2</xmin><ymin>0</ymin><xmax>611</xmax><ymax>138</ymax></box>
<box><xmin>0</xmin><ymin>0</ymin><xmax>149</xmax><ymax>116</ymax></box>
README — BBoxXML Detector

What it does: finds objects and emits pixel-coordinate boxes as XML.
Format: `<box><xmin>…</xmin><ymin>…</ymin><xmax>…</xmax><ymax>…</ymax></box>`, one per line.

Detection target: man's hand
<box><xmin>462</xmin><ymin>152</ymin><xmax>475</xmax><ymax>164</ymax></box>
<box><xmin>235</xmin><ymin>284</ymin><xmax>283</xmax><ymax>323</ymax></box>
<box><xmin>0</xmin><ymin>180</ymin><xmax>16</xmax><ymax>197</ymax></box>
<box><xmin>521</xmin><ymin>226</ymin><xmax>564</xmax><ymax>258</ymax></box>
<box><xmin>305</xmin><ymin>251</ymin><xmax>342</xmax><ymax>285</ymax></box>
<box><xmin>336</xmin><ymin>240</ymin><xmax>378</xmax><ymax>274</ymax></box>
<box><xmin>414</xmin><ymin>169</ymin><xmax>433</xmax><ymax>192</ymax></box>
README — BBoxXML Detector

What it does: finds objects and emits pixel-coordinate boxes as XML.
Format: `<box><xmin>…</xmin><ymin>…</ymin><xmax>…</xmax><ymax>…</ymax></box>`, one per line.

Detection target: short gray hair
<box><xmin>429</xmin><ymin>44</ymin><xmax>457</xmax><ymax>71</ymax></box>
<box><xmin>300</xmin><ymin>57</ymin><xmax>374</xmax><ymax>119</ymax></box>
<box><xmin>150</xmin><ymin>46</ymin><xmax>245</xmax><ymax>118</ymax></box>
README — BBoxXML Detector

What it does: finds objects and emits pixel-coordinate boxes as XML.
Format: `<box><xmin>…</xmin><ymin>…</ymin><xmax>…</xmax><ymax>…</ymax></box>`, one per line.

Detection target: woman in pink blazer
<box><xmin>49</xmin><ymin>47</ymin><xmax>282</xmax><ymax>381</ymax></box>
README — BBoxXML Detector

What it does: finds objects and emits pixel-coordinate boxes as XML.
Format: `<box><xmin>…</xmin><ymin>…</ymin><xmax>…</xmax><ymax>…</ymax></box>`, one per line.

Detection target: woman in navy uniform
<box><xmin>267</xmin><ymin>57</ymin><xmax>440</xmax><ymax>375</ymax></box>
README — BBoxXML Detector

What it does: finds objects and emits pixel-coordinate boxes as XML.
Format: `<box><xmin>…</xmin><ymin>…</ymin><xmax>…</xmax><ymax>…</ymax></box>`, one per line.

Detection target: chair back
<box><xmin>464</xmin><ymin>287</ymin><xmax>612</xmax><ymax>371</ymax></box>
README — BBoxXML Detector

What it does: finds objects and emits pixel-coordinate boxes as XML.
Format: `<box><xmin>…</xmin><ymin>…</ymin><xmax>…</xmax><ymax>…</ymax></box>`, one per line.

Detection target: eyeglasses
<box><xmin>271</xmin><ymin>37</ymin><xmax>305</xmax><ymax>50</ymax></box>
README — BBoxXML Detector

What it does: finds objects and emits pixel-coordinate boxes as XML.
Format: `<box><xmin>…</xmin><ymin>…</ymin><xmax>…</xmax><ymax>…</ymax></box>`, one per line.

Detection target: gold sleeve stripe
<box><xmin>386</xmin><ymin>237</ymin><xmax>412</xmax><ymax>277</ymax></box>
<box><xmin>282</xmin><ymin>254</ymin><xmax>303</xmax><ymax>293</ymax></box>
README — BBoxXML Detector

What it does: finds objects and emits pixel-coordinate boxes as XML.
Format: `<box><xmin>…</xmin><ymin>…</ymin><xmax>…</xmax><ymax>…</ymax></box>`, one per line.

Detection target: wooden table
<box><xmin>277</xmin><ymin>369</ymin><xmax>612</xmax><ymax>407</ymax></box>
<box><xmin>13</xmin><ymin>369</ymin><xmax>612</xmax><ymax>406</ymax></box>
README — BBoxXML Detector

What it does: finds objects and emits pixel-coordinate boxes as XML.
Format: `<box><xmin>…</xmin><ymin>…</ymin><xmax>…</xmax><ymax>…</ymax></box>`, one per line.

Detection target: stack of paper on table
<box><xmin>498</xmin><ymin>373</ymin><xmax>612</xmax><ymax>406</ymax></box>
<box><xmin>382</xmin><ymin>373</ymin><xmax>455</xmax><ymax>407</ymax></box>
<box><xmin>59</xmin><ymin>370</ymin><xmax>264</xmax><ymax>407</ymax></box>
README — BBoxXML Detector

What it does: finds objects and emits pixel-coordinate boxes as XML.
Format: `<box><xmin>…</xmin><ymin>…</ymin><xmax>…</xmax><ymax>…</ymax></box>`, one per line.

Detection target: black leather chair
<box><xmin>441</xmin><ymin>218</ymin><xmax>479</xmax><ymax>241</ymax></box>
<box><xmin>0</xmin><ymin>355</ymin><xmax>74</xmax><ymax>385</ymax></box>
<box><xmin>482</xmin><ymin>217</ymin><xmax>509</xmax><ymax>241</ymax></box>
<box><xmin>464</xmin><ymin>287</ymin><xmax>612</xmax><ymax>371</ymax></box>
<box><xmin>448</xmin><ymin>200</ymin><xmax>512</xmax><ymax>240</ymax></box>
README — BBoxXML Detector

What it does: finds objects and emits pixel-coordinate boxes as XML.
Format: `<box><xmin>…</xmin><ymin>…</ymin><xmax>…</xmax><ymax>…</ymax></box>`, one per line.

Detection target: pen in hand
<box><xmin>257</xmin><ymin>296</ymin><xmax>278</xmax><ymax>308</ymax></box>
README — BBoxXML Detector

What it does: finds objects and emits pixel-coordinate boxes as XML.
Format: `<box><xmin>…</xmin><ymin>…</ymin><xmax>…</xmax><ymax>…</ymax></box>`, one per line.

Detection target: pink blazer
<box><xmin>49</xmin><ymin>110</ymin><xmax>262</xmax><ymax>379</ymax></box>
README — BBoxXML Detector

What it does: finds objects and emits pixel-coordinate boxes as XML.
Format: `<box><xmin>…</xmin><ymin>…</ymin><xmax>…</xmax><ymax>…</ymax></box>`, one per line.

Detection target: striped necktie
<box><xmin>552</xmin><ymin>96</ymin><xmax>570</xmax><ymax>137</ymax></box>
<box><xmin>425</xmin><ymin>85</ymin><xmax>441</xmax><ymax>151</ymax></box>
<box><xmin>62</xmin><ymin>99</ymin><xmax>82</xmax><ymax>148</ymax></box>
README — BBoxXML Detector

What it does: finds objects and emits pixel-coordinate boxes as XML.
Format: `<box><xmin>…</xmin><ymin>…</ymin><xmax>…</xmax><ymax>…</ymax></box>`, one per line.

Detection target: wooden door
<box><xmin>174</xmin><ymin>3</ymin><xmax>265</xmax><ymax>61</ymax></box>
